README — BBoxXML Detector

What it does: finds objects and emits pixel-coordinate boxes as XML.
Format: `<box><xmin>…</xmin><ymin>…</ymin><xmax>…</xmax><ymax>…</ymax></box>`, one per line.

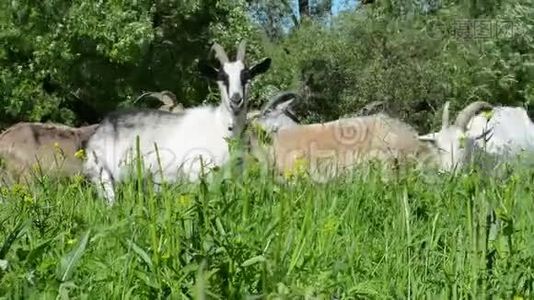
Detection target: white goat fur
<box><xmin>466</xmin><ymin>106</ymin><xmax>534</xmax><ymax>161</ymax></box>
<box><xmin>418</xmin><ymin>101</ymin><xmax>494</xmax><ymax>173</ymax></box>
<box><xmin>249</xmin><ymin>113</ymin><xmax>439</xmax><ymax>181</ymax></box>
<box><xmin>84</xmin><ymin>41</ymin><xmax>271</xmax><ymax>204</ymax></box>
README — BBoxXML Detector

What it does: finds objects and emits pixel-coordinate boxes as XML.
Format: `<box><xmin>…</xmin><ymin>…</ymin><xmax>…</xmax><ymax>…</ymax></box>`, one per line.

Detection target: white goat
<box><xmin>418</xmin><ymin>101</ymin><xmax>494</xmax><ymax>172</ymax></box>
<box><xmin>448</xmin><ymin>104</ymin><xmax>534</xmax><ymax>174</ymax></box>
<box><xmin>83</xmin><ymin>41</ymin><xmax>271</xmax><ymax>204</ymax></box>
<box><xmin>247</xmin><ymin>91</ymin><xmax>299</xmax><ymax>132</ymax></box>
<box><xmin>463</xmin><ymin>104</ymin><xmax>534</xmax><ymax>168</ymax></box>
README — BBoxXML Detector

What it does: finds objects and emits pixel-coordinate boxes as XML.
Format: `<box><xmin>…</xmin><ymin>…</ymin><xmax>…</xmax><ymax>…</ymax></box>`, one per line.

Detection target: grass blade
<box><xmin>56</xmin><ymin>230</ymin><xmax>91</xmax><ymax>282</ymax></box>
<box><xmin>127</xmin><ymin>239</ymin><xmax>153</xmax><ymax>271</ymax></box>
<box><xmin>0</xmin><ymin>219</ymin><xmax>28</xmax><ymax>259</ymax></box>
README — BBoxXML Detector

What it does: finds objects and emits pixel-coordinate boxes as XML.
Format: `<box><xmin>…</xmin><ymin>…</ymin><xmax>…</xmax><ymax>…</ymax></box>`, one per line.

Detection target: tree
<box><xmin>299</xmin><ymin>0</ymin><xmax>310</xmax><ymax>18</ymax></box>
<box><xmin>0</xmin><ymin>0</ymin><xmax>259</xmax><ymax>126</ymax></box>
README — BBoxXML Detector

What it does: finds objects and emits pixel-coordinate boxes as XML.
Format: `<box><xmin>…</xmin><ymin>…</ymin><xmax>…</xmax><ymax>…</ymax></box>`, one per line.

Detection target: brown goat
<box><xmin>0</xmin><ymin>122</ymin><xmax>98</xmax><ymax>184</ymax></box>
<box><xmin>248</xmin><ymin>113</ymin><xmax>439</xmax><ymax>181</ymax></box>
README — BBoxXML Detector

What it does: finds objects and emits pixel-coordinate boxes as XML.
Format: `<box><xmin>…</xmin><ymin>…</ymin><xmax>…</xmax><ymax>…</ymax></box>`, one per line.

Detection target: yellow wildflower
<box><xmin>72</xmin><ymin>174</ymin><xmax>85</xmax><ymax>185</ymax></box>
<box><xmin>23</xmin><ymin>194</ymin><xmax>34</xmax><ymax>204</ymax></box>
<box><xmin>283</xmin><ymin>170</ymin><xmax>291</xmax><ymax>180</ymax></box>
<box><xmin>283</xmin><ymin>157</ymin><xmax>308</xmax><ymax>180</ymax></box>
<box><xmin>67</xmin><ymin>238</ymin><xmax>77</xmax><ymax>245</ymax></box>
<box><xmin>53</xmin><ymin>142</ymin><xmax>62</xmax><ymax>153</ymax></box>
<box><xmin>458</xmin><ymin>133</ymin><xmax>466</xmax><ymax>149</ymax></box>
<box><xmin>283</xmin><ymin>164</ymin><xmax>295</xmax><ymax>180</ymax></box>
<box><xmin>74</xmin><ymin>148</ymin><xmax>86</xmax><ymax>160</ymax></box>
<box><xmin>322</xmin><ymin>217</ymin><xmax>338</xmax><ymax>233</ymax></box>
<box><xmin>178</xmin><ymin>194</ymin><xmax>191</xmax><ymax>206</ymax></box>
<box><xmin>53</xmin><ymin>142</ymin><xmax>65</xmax><ymax>158</ymax></box>
<box><xmin>295</xmin><ymin>158</ymin><xmax>308</xmax><ymax>173</ymax></box>
<box><xmin>252</xmin><ymin>123</ymin><xmax>272</xmax><ymax>145</ymax></box>
<box><xmin>12</xmin><ymin>183</ymin><xmax>27</xmax><ymax>195</ymax></box>
<box><xmin>11</xmin><ymin>184</ymin><xmax>34</xmax><ymax>203</ymax></box>
<box><xmin>481</xmin><ymin>109</ymin><xmax>494</xmax><ymax>120</ymax></box>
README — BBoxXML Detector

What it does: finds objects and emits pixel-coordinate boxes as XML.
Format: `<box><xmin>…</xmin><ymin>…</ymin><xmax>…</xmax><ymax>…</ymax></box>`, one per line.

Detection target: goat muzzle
<box><xmin>230</xmin><ymin>94</ymin><xmax>244</xmax><ymax>112</ymax></box>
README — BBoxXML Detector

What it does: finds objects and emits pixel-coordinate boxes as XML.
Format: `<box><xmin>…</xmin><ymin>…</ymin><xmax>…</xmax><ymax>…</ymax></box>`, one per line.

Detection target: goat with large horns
<box><xmin>246</xmin><ymin>91</ymin><xmax>300</xmax><ymax>133</ymax></box>
<box><xmin>83</xmin><ymin>41</ymin><xmax>271</xmax><ymax>204</ymax></box>
<box><xmin>467</xmin><ymin>106</ymin><xmax>534</xmax><ymax>155</ymax></box>
<box><xmin>418</xmin><ymin>101</ymin><xmax>494</xmax><ymax>172</ymax></box>
<box><xmin>461</xmin><ymin>102</ymin><xmax>534</xmax><ymax>168</ymax></box>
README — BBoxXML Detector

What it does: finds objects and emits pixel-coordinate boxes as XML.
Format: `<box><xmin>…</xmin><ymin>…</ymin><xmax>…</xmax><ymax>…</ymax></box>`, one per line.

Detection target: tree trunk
<box><xmin>299</xmin><ymin>0</ymin><xmax>309</xmax><ymax>18</ymax></box>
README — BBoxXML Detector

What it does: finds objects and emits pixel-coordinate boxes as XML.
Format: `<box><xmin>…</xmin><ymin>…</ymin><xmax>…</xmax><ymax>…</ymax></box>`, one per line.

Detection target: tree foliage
<box><xmin>0</xmin><ymin>0</ymin><xmax>261</xmax><ymax>126</ymax></box>
<box><xmin>1</xmin><ymin>0</ymin><xmax>534</xmax><ymax>134</ymax></box>
<box><xmin>258</xmin><ymin>0</ymin><xmax>534</xmax><ymax>131</ymax></box>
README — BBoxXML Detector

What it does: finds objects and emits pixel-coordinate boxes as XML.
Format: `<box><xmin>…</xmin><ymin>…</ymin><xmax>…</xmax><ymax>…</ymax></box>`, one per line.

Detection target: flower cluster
<box><xmin>283</xmin><ymin>157</ymin><xmax>309</xmax><ymax>181</ymax></box>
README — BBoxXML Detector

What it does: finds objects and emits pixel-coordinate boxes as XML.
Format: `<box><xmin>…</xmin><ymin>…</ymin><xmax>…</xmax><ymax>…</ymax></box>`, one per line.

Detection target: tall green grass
<box><xmin>1</xmin><ymin>160</ymin><xmax>534</xmax><ymax>299</ymax></box>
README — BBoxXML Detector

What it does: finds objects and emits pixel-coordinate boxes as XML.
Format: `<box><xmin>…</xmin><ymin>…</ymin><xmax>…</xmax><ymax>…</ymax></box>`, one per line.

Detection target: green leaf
<box><xmin>25</xmin><ymin>238</ymin><xmax>53</xmax><ymax>266</ymax></box>
<box><xmin>0</xmin><ymin>259</ymin><xmax>8</xmax><ymax>271</ymax></box>
<box><xmin>241</xmin><ymin>255</ymin><xmax>266</xmax><ymax>267</ymax></box>
<box><xmin>127</xmin><ymin>239</ymin><xmax>153</xmax><ymax>270</ymax></box>
<box><xmin>134</xmin><ymin>270</ymin><xmax>160</xmax><ymax>289</ymax></box>
<box><xmin>58</xmin><ymin>281</ymin><xmax>78</xmax><ymax>300</ymax></box>
<box><xmin>56</xmin><ymin>230</ymin><xmax>91</xmax><ymax>282</ymax></box>
<box><xmin>0</xmin><ymin>219</ymin><xmax>29</xmax><ymax>259</ymax></box>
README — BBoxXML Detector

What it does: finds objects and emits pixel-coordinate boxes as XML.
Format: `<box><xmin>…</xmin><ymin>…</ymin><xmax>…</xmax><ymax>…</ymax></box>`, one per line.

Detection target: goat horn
<box><xmin>441</xmin><ymin>101</ymin><xmax>450</xmax><ymax>130</ymax></box>
<box><xmin>261</xmin><ymin>91</ymin><xmax>298</xmax><ymax>114</ymax></box>
<box><xmin>172</xmin><ymin>103</ymin><xmax>184</xmax><ymax>113</ymax></box>
<box><xmin>211</xmin><ymin>42</ymin><xmax>229</xmax><ymax>64</ymax></box>
<box><xmin>236</xmin><ymin>40</ymin><xmax>246</xmax><ymax>62</ymax></box>
<box><xmin>134</xmin><ymin>91</ymin><xmax>155</xmax><ymax>104</ymax></box>
<box><xmin>133</xmin><ymin>90</ymin><xmax>178</xmax><ymax>111</ymax></box>
<box><xmin>454</xmin><ymin>101</ymin><xmax>493</xmax><ymax>130</ymax></box>
<box><xmin>159</xmin><ymin>90</ymin><xmax>177</xmax><ymax>109</ymax></box>
<box><xmin>357</xmin><ymin>100</ymin><xmax>385</xmax><ymax>116</ymax></box>
<box><xmin>247</xmin><ymin>110</ymin><xmax>261</xmax><ymax>120</ymax></box>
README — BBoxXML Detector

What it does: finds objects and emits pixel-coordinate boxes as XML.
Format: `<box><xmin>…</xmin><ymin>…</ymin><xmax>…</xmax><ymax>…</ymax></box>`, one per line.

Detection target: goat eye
<box><xmin>241</xmin><ymin>71</ymin><xmax>250</xmax><ymax>82</ymax></box>
<box><xmin>217</xmin><ymin>72</ymin><xmax>228</xmax><ymax>83</ymax></box>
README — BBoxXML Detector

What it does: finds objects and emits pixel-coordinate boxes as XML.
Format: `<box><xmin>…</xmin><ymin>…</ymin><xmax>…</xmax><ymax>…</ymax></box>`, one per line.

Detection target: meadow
<box><xmin>2</xmin><ymin>0</ymin><xmax>534</xmax><ymax>298</ymax></box>
<box><xmin>1</xmin><ymin>159</ymin><xmax>534</xmax><ymax>299</ymax></box>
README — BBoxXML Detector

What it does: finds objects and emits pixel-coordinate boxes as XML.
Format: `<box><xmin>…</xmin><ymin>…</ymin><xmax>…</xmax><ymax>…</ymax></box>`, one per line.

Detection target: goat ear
<box><xmin>275</xmin><ymin>98</ymin><xmax>294</xmax><ymax>111</ymax></box>
<box><xmin>198</xmin><ymin>60</ymin><xmax>218</xmax><ymax>80</ymax></box>
<box><xmin>441</xmin><ymin>101</ymin><xmax>450</xmax><ymax>130</ymax></box>
<box><xmin>249</xmin><ymin>58</ymin><xmax>271</xmax><ymax>79</ymax></box>
<box><xmin>418</xmin><ymin>133</ymin><xmax>437</xmax><ymax>143</ymax></box>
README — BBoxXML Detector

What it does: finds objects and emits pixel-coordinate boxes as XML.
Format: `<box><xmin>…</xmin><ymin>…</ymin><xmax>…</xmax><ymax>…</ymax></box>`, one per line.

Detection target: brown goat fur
<box><xmin>0</xmin><ymin>122</ymin><xmax>98</xmax><ymax>184</ymax></box>
<box><xmin>248</xmin><ymin>113</ymin><xmax>439</xmax><ymax>181</ymax></box>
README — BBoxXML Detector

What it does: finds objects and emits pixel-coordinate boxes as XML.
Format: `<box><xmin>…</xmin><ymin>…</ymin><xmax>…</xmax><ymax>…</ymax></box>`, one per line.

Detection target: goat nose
<box><xmin>230</xmin><ymin>94</ymin><xmax>243</xmax><ymax>107</ymax></box>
